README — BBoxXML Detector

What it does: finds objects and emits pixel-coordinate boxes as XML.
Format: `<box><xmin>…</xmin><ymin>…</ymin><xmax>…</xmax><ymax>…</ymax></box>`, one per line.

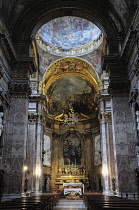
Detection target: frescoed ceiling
<box><xmin>38</xmin><ymin>45</ymin><xmax>61</xmax><ymax>77</ymax></box>
<box><xmin>35</xmin><ymin>16</ymin><xmax>104</xmax><ymax>78</ymax></box>
<box><xmin>81</xmin><ymin>45</ymin><xmax>103</xmax><ymax>75</ymax></box>
<box><xmin>44</xmin><ymin>75</ymin><xmax>97</xmax><ymax>118</ymax></box>
<box><xmin>38</xmin><ymin>16</ymin><xmax>101</xmax><ymax>48</ymax></box>
<box><xmin>36</xmin><ymin>16</ymin><xmax>103</xmax><ymax>57</ymax></box>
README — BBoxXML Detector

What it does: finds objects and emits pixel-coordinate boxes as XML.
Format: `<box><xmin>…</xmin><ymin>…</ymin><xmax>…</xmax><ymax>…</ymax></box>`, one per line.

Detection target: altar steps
<box><xmin>53</xmin><ymin>200</ymin><xmax>87</xmax><ymax>210</ymax></box>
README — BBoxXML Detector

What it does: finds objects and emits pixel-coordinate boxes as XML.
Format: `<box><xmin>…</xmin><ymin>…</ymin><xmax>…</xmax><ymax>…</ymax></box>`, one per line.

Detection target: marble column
<box><xmin>51</xmin><ymin>132</ymin><xmax>60</xmax><ymax>190</ymax></box>
<box><xmin>85</xmin><ymin>132</ymin><xmax>93</xmax><ymax>186</ymax></box>
<box><xmin>27</xmin><ymin>110</ymin><xmax>43</xmax><ymax>195</ymax></box>
<box><xmin>3</xmin><ymin>84</ymin><xmax>30</xmax><ymax>200</ymax></box>
<box><xmin>100</xmin><ymin>110</ymin><xmax>109</xmax><ymax>194</ymax></box>
<box><xmin>27</xmin><ymin>119</ymin><xmax>36</xmax><ymax>194</ymax></box>
<box><xmin>109</xmin><ymin>81</ymin><xmax>137</xmax><ymax>193</ymax></box>
<box><xmin>34</xmin><ymin>116</ymin><xmax>43</xmax><ymax>194</ymax></box>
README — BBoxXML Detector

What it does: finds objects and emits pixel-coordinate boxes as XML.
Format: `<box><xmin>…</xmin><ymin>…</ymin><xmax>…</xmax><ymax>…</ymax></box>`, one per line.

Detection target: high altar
<box><xmin>51</xmin><ymin>129</ymin><xmax>93</xmax><ymax>193</ymax></box>
<box><xmin>54</xmin><ymin>164</ymin><xmax>89</xmax><ymax>192</ymax></box>
<box><xmin>63</xmin><ymin>183</ymin><xmax>84</xmax><ymax>195</ymax></box>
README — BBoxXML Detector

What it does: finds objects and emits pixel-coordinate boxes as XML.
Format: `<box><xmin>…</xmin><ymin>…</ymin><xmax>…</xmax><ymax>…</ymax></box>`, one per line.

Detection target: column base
<box><xmin>31</xmin><ymin>191</ymin><xmax>42</xmax><ymax>196</ymax></box>
<box><xmin>2</xmin><ymin>194</ymin><xmax>21</xmax><ymax>201</ymax></box>
<box><xmin>103</xmin><ymin>190</ymin><xmax>118</xmax><ymax>196</ymax></box>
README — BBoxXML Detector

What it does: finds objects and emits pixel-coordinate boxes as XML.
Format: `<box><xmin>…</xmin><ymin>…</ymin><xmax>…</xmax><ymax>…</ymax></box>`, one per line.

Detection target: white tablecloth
<box><xmin>64</xmin><ymin>188</ymin><xmax>82</xmax><ymax>195</ymax></box>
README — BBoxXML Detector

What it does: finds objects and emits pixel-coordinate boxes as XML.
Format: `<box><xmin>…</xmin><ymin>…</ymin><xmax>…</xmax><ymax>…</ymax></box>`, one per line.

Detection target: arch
<box><xmin>12</xmin><ymin>1</ymin><xmax>124</xmax><ymax>54</ymax></box>
<box><xmin>42</xmin><ymin>57</ymin><xmax>99</xmax><ymax>94</ymax></box>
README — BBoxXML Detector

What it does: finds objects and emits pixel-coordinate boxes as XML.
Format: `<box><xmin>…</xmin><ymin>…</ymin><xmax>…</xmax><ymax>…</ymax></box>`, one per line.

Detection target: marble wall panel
<box><xmin>43</xmin><ymin>135</ymin><xmax>51</xmax><ymax>166</ymax></box>
<box><xmin>94</xmin><ymin>135</ymin><xmax>101</xmax><ymax>166</ymax></box>
<box><xmin>3</xmin><ymin>97</ymin><xmax>28</xmax><ymax>195</ymax></box>
<box><xmin>112</xmin><ymin>96</ymin><xmax>137</xmax><ymax>193</ymax></box>
<box><xmin>27</xmin><ymin>123</ymin><xmax>36</xmax><ymax>192</ymax></box>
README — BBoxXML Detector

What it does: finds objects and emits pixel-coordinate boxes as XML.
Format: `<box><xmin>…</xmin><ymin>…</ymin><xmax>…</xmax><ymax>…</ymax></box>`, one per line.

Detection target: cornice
<box><xmin>0</xmin><ymin>16</ymin><xmax>16</xmax><ymax>65</ymax></box>
<box><xmin>14</xmin><ymin>57</ymin><xmax>37</xmax><ymax>75</ymax></box>
<box><xmin>102</xmin><ymin>55</ymin><xmax>125</xmax><ymax>71</ymax></box>
<box><xmin>9</xmin><ymin>83</ymin><xmax>32</xmax><ymax>98</ymax></box>
<box><xmin>108</xmin><ymin>81</ymin><xmax>130</xmax><ymax>97</ymax></box>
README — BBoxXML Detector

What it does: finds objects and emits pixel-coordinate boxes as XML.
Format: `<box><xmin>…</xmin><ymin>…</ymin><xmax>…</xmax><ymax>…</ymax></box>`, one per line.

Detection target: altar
<box><xmin>64</xmin><ymin>188</ymin><xmax>82</xmax><ymax>195</ymax></box>
<box><xmin>63</xmin><ymin>183</ymin><xmax>84</xmax><ymax>195</ymax></box>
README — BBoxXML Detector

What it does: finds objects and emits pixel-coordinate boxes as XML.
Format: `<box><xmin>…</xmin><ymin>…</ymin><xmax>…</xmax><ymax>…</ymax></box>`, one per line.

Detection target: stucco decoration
<box><xmin>110</xmin><ymin>0</ymin><xmax>128</xmax><ymax>22</ymax></box>
<box><xmin>43</xmin><ymin>57</ymin><xmax>99</xmax><ymax>92</ymax></box>
<box><xmin>36</xmin><ymin>16</ymin><xmax>103</xmax><ymax>56</ymax></box>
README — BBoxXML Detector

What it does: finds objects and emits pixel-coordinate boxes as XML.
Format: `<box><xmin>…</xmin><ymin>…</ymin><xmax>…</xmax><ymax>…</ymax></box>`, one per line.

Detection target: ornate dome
<box><xmin>36</xmin><ymin>16</ymin><xmax>103</xmax><ymax>56</ymax></box>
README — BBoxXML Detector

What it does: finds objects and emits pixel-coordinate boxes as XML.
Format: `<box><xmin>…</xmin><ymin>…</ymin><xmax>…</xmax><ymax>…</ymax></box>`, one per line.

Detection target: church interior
<box><xmin>0</xmin><ymin>0</ymin><xmax>139</xmax><ymax>206</ymax></box>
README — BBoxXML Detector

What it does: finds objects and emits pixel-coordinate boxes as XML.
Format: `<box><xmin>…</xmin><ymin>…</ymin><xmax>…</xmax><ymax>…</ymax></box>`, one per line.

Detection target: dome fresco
<box><xmin>37</xmin><ymin>16</ymin><xmax>103</xmax><ymax>56</ymax></box>
<box><xmin>38</xmin><ymin>16</ymin><xmax>101</xmax><ymax>50</ymax></box>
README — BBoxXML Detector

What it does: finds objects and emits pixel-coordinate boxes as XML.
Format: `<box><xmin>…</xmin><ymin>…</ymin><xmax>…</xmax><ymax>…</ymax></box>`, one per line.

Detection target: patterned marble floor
<box><xmin>53</xmin><ymin>200</ymin><xmax>87</xmax><ymax>210</ymax></box>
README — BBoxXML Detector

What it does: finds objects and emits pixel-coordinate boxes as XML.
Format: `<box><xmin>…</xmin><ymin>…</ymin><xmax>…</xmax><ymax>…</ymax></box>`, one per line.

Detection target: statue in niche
<box><xmin>0</xmin><ymin>112</ymin><xmax>3</xmax><ymax>136</ymax></box>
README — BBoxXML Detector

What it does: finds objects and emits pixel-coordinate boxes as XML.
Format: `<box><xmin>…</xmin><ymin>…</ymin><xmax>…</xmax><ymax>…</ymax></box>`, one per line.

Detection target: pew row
<box><xmin>84</xmin><ymin>193</ymin><xmax>139</xmax><ymax>210</ymax></box>
<box><xmin>0</xmin><ymin>193</ymin><xmax>59</xmax><ymax>210</ymax></box>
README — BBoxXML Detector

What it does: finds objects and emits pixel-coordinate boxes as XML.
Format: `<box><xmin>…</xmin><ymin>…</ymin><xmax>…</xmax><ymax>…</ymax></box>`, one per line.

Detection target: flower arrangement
<box><xmin>65</xmin><ymin>191</ymin><xmax>70</xmax><ymax>196</ymax></box>
<box><xmin>74</xmin><ymin>191</ymin><xmax>81</xmax><ymax>197</ymax></box>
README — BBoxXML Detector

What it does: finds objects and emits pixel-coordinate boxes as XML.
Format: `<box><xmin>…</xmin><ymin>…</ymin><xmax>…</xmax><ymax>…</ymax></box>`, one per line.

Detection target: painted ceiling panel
<box><xmin>38</xmin><ymin>16</ymin><xmax>101</xmax><ymax>49</ymax></box>
<box><xmin>36</xmin><ymin>16</ymin><xmax>103</xmax><ymax>56</ymax></box>
<box><xmin>45</xmin><ymin>75</ymin><xmax>96</xmax><ymax>117</ymax></box>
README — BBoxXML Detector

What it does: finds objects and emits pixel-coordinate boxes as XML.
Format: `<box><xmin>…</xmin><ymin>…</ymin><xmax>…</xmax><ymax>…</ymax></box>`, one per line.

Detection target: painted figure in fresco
<box><xmin>38</xmin><ymin>16</ymin><xmax>101</xmax><ymax>49</ymax></box>
<box><xmin>63</xmin><ymin>133</ymin><xmax>81</xmax><ymax>165</ymax></box>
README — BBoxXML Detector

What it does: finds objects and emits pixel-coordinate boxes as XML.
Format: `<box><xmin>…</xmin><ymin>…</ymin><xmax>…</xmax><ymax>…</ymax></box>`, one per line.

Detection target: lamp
<box><xmin>102</xmin><ymin>165</ymin><xmax>108</xmax><ymax>176</ymax></box>
<box><xmin>23</xmin><ymin>166</ymin><xmax>29</xmax><ymax>193</ymax></box>
<box><xmin>35</xmin><ymin>166</ymin><xmax>41</xmax><ymax>176</ymax></box>
<box><xmin>23</xmin><ymin>166</ymin><xmax>28</xmax><ymax>172</ymax></box>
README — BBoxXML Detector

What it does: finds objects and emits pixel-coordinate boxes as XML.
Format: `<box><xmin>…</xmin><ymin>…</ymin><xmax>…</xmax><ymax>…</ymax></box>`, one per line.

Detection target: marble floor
<box><xmin>53</xmin><ymin>200</ymin><xmax>87</xmax><ymax>210</ymax></box>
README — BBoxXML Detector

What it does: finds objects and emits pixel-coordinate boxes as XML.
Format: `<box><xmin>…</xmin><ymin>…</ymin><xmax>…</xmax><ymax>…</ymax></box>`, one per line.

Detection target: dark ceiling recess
<box><xmin>63</xmin><ymin>9</ymin><xmax>73</xmax><ymax>16</ymax></box>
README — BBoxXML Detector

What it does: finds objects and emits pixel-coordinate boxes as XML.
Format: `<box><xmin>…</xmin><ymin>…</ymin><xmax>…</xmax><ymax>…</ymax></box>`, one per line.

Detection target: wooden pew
<box><xmin>0</xmin><ymin>193</ymin><xmax>59</xmax><ymax>210</ymax></box>
<box><xmin>102</xmin><ymin>207</ymin><xmax>139</xmax><ymax>210</ymax></box>
<box><xmin>98</xmin><ymin>203</ymin><xmax>139</xmax><ymax>210</ymax></box>
<box><xmin>84</xmin><ymin>193</ymin><xmax>139</xmax><ymax>210</ymax></box>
